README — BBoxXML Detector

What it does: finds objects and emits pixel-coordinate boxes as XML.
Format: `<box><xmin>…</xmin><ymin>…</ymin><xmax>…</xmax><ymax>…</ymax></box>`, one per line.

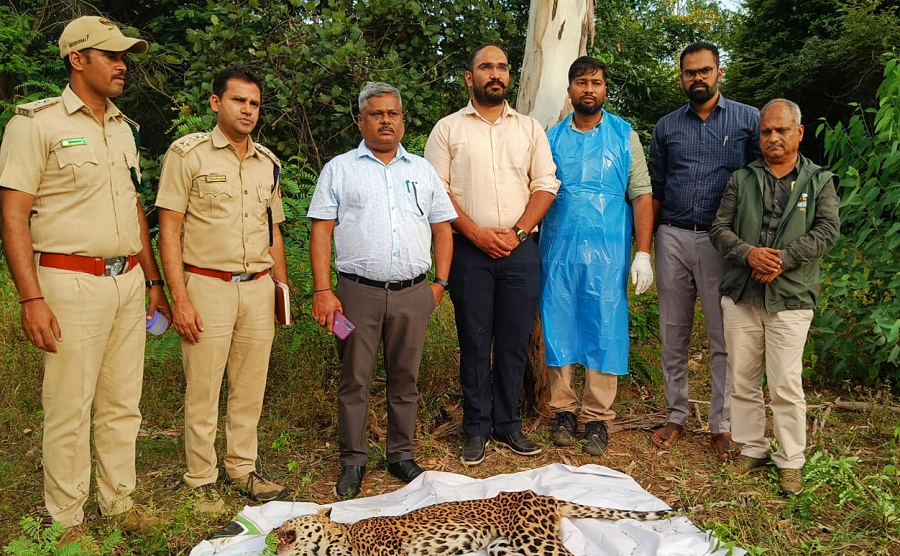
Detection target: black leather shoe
<box><xmin>492</xmin><ymin>431</ymin><xmax>542</xmax><ymax>456</ymax></box>
<box><xmin>461</xmin><ymin>436</ymin><xmax>488</xmax><ymax>466</ymax></box>
<box><xmin>334</xmin><ymin>465</ymin><xmax>365</xmax><ymax>498</ymax></box>
<box><xmin>387</xmin><ymin>459</ymin><xmax>424</xmax><ymax>483</ymax></box>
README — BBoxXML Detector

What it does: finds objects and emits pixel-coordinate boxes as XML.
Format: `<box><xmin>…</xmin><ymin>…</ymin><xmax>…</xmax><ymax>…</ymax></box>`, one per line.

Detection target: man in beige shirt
<box><xmin>0</xmin><ymin>16</ymin><xmax>168</xmax><ymax>545</ymax></box>
<box><xmin>424</xmin><ymin>43</ymin><xmax>559</xmax><ymax>465</ymax></box>
<box><xmin>157</xmin><ymin>66</ymin><xmax>289</xmax><ymax>513</ymax></box>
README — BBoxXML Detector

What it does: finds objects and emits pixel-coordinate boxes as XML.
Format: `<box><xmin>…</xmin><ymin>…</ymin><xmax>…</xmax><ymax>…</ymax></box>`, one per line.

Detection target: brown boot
<box><xmin>231</xmin><ymin>471</ymin><xmax>289</xmax><ymax>502</ymax></box>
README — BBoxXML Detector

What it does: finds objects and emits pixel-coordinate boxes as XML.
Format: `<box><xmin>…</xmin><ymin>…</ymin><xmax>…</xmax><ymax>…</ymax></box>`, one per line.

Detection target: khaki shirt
<box><xmin>0</xmin><ymin>86</ymin><xmax>143</xmax><ymax>256</ymax></box>
<box><xmin>424</xmin><ymin>101</ymin><xmax>559</xmax><ymax>230</ymax></box>
<box><xmin>156</xmin><ymin>125</ymin><xmax>285</xmax><ymax>273</ymax></box>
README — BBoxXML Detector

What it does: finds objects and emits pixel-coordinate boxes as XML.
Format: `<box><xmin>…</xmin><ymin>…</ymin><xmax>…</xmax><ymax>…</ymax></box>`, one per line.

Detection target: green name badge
<box><xmin>60</xmin><ymin>138</ymin><xmax>87</xmax><ymax>147</ymax></box>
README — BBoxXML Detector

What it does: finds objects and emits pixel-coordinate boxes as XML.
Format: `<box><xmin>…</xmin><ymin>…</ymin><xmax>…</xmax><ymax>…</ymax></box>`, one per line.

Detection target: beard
<box><xmin>473</xmin><ymin>79</ymin><xmax>508</xmax><ymax>106</ymax></box>
<box><xmin>685</xmin><ymin>80</ymin><xmax>719</xmax><ymax>104</ymax></box>
<box><xmin>573</xmin><ymin>97</ymin><xmax>603</xmax><ymax>115</ymax></box>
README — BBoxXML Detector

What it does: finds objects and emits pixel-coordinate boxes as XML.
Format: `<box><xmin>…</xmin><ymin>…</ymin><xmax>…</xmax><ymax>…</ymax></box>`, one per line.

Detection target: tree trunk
<box><xmin>516</xmin><ymin>0</ymin><xmax>595</xmax><ymax>129</ymax></box>
<box><xmin>516</xmin><ymin>0</ymin><xmax>594</xmax><ymax>415</ymax></box>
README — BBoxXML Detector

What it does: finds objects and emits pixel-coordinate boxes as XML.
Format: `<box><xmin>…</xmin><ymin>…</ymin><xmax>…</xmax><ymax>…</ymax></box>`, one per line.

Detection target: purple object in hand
<box><xmin>333</xmin><ymin>310</ymin><xmax>355</xmax><ymax>339</ymax></box>
<box><xmin>146</xmin><ymin>309</ymin><xmax>168</xmax><ymax>336</ymax></box>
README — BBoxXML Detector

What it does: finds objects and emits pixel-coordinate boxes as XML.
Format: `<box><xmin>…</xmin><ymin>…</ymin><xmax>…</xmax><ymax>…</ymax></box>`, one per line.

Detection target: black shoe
<box><xmin>492</xmin><ymin>431</ymin><xmax>542</xmax><ymax>456</ymax></box>
<box><xmin>387</xmin><ymin>459</ymin><xmax>425</xmax><ymax>483</ymax></box>
<box><xmin>334</xmin><ymin>465</ymin><xmax>365</xmax><ymax>498</ymax></box>
<box><xmin>583</xmin><ymin>420</ymin><xmax>609</xmax><ymax>456</ymax></box>
<box><xmin>461</xmin><ymin>436</ymin><xmax>488</xmax><ymax>466</ymax></box>
<box><xmin>550</xmin><ymin>411</ymin><xmax>577</xmax><ymax>446</ymax></box>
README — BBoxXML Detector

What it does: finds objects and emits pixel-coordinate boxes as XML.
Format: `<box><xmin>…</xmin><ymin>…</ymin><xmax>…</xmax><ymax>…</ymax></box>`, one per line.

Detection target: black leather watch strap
<box><xmin>145</xmin><ymin>279</ymin><xmax>165</xmax><ymax>288</ymax></box>
<box><xmin>512</xmin><ymin>226</ymin><xmax>528</xmax><ymax>243</ymax></box>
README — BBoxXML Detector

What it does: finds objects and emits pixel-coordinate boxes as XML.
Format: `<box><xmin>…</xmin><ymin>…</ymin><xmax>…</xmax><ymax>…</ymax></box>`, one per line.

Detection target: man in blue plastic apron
<box><xmin>540</xmin><ymin>57</ymin><xmax>654</xmax><ymax>455</ymax></box>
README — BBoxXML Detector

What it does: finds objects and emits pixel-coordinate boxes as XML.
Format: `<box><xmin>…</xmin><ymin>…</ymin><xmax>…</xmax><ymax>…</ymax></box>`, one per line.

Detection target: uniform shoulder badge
<box><xmin>122</xmin><ymin>114</ymin><xmax>140</xmax><ymax>131</ymax></box>
<box><xmin>15</xmin><ymin>97</ymin><xmax>61</xmax><ymax>118</ymax></box>
<box><xmin>254</xmin><ymin>142</ymin><xmax>281</xmax><ymax>168</ymax></box>
<box><xmin>169</xmin><ymin>132</ymin><xmax>211</xmax><ymax>157</ymax></box>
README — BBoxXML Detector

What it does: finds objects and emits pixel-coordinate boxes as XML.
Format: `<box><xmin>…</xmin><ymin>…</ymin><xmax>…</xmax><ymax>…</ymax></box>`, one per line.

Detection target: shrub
<box><xmin>815</xmin><ymin>52</ymin><xmax>900</xmax><ymax>384</ymax></box>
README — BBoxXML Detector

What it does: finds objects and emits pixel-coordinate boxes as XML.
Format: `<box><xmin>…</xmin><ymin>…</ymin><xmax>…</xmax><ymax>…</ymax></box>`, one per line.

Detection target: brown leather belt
<box><xmin>184</xmin><ymin>264</ymin><xmax>271</xmax><ymax>282</ymax></box>
<box><xmin>39</xmin><ymin>253</ymin><xmax>139</xmax><ymax>276</ymax></box>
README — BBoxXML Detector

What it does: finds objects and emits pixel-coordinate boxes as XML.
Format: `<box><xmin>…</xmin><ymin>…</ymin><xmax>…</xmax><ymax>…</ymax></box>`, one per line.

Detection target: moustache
<box><xmin>379</xmin><ymin>126</ymin><xmax>393</xmax><ymax>132</ymax></box>
<box><xmin>487</xmin><ymin>80</ymin><xmax>506</xmax><ymax>88</ymax></box>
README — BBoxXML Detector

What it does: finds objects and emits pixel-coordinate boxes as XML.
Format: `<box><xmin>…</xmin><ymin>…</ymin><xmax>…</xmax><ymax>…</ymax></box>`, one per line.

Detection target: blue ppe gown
<box><xmin>539</xmin><ymin>111</ymin><xmax>633</xmax><ymax>374</ymax></box>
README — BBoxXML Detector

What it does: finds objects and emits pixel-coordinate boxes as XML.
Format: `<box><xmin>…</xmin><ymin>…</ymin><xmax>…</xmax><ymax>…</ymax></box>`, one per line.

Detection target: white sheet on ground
<box><xmin>189</xmin><ymin>463</ymin><xmax>743</xmax><ymax>556</ymax></box>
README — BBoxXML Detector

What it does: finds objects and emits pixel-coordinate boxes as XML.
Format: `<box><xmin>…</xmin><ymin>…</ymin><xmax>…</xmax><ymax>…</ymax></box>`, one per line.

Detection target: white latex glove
<box><xmin>630</xmin><ymin>251</ymin><xmax>653</xmax><ymax>295</ymax></box>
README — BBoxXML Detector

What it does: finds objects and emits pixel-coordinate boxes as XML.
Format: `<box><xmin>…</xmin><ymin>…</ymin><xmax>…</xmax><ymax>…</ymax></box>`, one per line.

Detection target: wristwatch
<box><xmin>433</xmin><ymin>277</ymin><xmax>450</xmax><ymax>290</ymax></box>
<box><xmin>145</xmin><ymin>279</ymin><xmax>165</xmax><ymax>288</ymax></box>
<box><xmin>512</xmin><ymin>225</ymin><xmax>528</xmax><ymax>243</ymax></box>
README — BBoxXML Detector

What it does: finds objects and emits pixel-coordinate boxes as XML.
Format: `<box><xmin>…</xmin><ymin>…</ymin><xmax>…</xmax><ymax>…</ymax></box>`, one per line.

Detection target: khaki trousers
<box><xmin>182</xmin><ymin>272</ymin><xmax>275</xmax><ymax>488</ymax></box>
<box><xmin>721</xmin><ymin>296</ymin><xmax>812</xmax><ymax>469</ymax></box>
<box><xmin>548</xmin><ymin>365</ymin><xmax>617</xmax><ymax>423</ymax></box>
<box><xmin>38</xmin><ymin>263</ymin><xmax>146</xmax><ymax>527</ymax></box>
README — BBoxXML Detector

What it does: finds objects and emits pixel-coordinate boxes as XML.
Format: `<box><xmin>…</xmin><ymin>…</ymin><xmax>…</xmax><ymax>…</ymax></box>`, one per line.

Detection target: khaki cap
<box><xmin>58</xmin><ymin>16</ymin><xmax>149</xmax><ymax>59</ymax></box>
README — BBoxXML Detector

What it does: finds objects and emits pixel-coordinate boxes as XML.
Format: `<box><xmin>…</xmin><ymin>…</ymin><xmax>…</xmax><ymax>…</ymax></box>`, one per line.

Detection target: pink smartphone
<box><xmin>333</xmin><ymin>310</ymin><xmax>356</xmax><ymax>339</ymax></box>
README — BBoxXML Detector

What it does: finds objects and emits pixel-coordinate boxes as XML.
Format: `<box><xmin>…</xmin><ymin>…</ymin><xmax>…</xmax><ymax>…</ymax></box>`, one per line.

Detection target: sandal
<box><xmin>710</xmin><ymin>432</ymin><xmax>739</xmax><ymax>461</ymax></box>
<box><xmin>651</xmin><ymin>422</ymin><xmax>684</xmax><ymax>448</ymax></box>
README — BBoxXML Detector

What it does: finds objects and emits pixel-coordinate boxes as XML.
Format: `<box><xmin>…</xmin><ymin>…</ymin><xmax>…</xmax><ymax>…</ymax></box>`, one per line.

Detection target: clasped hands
<box><xmin>474</xmin><ymin>227</ymin><xmax>520</xmax><ymax>259</ymax></box>
<box><xmin>747</xmin><ymin>246</ymin><xmax>783</xmax><ymax>284</ymax></box>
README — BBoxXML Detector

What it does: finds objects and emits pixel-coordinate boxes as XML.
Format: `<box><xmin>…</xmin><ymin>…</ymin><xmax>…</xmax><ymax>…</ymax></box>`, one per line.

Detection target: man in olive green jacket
<box><xmin>709</xmin><ymin>98</ymin><xmax>839</xmax><ymax>496</ymax></box>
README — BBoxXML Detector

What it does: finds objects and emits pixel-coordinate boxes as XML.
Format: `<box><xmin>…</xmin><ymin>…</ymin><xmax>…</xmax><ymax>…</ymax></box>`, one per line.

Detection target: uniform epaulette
<box><xmin>254</xmin><ymin>142</ymin><xmax>281</xmax><ymax>168</ymax></box>
<box><xmin>122</xmin><ymin>113</ymin><xmax>140</xmax><ymax>131</ymax></box>
<box><xmin>15</xmin><ymin>97</ymin><xmax>61</xmax><ymax>118</ymax></box>
<box><xmin>169</xmin><ymin>132</ymin><xmax>211</xmax><ymax>157</ymax></box>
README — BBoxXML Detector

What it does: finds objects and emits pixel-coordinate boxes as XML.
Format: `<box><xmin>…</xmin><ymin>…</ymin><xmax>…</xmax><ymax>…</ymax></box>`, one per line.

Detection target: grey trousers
<box><xmin>655</xmin><ymin>224</ymin><xmax>732</xmax><ymax>433</ymax></box>
<box><xmin>335</xmin><ymin>278</ymin><xmax>435</xmax><ymax>466</ymax></box>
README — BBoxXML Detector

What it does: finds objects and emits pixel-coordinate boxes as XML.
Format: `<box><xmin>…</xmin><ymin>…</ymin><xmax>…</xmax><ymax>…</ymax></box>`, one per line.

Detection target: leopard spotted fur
<box><xmin>272</xmin><ymin>489</ymin><xmax>672</xmax><ymax>556</ymax></box>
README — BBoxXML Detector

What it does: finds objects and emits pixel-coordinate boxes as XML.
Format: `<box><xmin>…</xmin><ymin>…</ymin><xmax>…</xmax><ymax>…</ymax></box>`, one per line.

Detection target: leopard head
<box><xmin>273</xmin><ymin>508</ymin><xmax>354</xmax><ymax>556</ymax></box>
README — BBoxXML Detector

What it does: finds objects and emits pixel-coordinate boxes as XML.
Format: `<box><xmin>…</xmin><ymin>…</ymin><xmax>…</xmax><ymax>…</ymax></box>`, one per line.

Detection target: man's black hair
<box><xmin>467</xmin><ymin>42</ymin><xmax>509</xmax><ymax>72</ymax></box>
<box><xmin>568</xmin><ymin>56</ymin><xmax>608</xmax><ymax>84</ymax></box>
<box><xmin>679</xmin><ymin>42</ymin><xmax>720</xmax><ymax>68</ymax></box>
<box><xmin>212</xmin><ymin>65</ymin><xmax>263</xmax><ymax>98</ymax></box>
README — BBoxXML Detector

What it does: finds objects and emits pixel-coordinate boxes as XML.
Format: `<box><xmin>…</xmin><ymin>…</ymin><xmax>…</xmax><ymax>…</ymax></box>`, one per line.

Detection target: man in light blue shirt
<box><xmin>308</xmin><ymin>82</ymin><xmax>456</xmax><ymax>498</ymax></box>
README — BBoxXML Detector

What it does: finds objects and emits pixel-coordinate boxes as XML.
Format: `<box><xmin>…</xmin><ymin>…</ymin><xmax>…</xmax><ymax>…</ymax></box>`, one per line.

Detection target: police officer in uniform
<box><xmin>0</xmin><ymin>16</ymin><xmax>170</xmax><ymax>546</ymax></box>
<box><xmin>157</xmin><ymin>66</ymin><xmax>289</xmax><ymax>513</ymax></box>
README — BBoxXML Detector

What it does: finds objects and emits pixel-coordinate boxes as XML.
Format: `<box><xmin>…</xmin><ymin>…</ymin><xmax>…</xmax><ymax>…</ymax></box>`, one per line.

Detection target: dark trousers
<box><xmin>335</xmin><ymin>278</ymin><xmax>434</xmax><ymax>466</ymax></box>
<box><xmin>449</xmin><ymin>234</ymin><xmax>541</xmax><ymax>438</ymax></box>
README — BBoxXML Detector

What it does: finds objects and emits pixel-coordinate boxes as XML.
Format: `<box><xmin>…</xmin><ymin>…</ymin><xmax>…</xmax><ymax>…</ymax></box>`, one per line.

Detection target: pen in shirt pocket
<box><xmin>406</xmin><ymin>179</ymin><xmax>424</xmax><ymax>216</ymax></box>
<box><xmin>723</xmin><ymin>135</ymin><xmax>728</xmax><ymax>146</ymax></box>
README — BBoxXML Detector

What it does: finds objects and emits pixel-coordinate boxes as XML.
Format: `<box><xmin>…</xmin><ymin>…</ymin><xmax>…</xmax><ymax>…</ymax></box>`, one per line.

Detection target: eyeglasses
<box><xmin>681</xmin><ymin>66</ymin><xmax>716</xmax><ymax>80</ymax></box>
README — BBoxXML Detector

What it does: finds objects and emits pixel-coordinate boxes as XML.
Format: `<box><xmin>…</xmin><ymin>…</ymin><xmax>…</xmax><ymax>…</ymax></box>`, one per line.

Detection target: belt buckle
<box><xmin>384</xmin><ymin>280</ymin><xmax>401</xmax><ymax>290</ymax></box>
<box><xmin>104</xmin><ymin>256</ymin><xmax>126</xmax><ymax>276</ymax></box>
<box><xmin>231</xmin><ymin>272</ymin><xmax>252</xmax><ymax>282</ymax></box>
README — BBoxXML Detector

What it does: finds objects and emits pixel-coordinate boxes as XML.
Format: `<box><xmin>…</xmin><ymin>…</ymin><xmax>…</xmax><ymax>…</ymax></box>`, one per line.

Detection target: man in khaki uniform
<box><xmin>157</xmin><ymin>65</ymin><xmax>289</xmax><ymax>514</ymax></box>
<box><xmin>0</xmin><ymin>15</ymin><xmax>169</xmax><ymax>546</ymax></box>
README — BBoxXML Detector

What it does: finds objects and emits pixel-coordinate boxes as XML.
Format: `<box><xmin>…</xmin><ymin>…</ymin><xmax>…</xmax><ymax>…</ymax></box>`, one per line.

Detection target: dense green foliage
<box><xmin>815</xmin><ymin>54</ymin><xmax>900</xmax><ymax>384</ymax></box>
<box><xmin>726</xmin><ymin>0</ymin><xmax>900</xmax><ymax>157</ymax></box>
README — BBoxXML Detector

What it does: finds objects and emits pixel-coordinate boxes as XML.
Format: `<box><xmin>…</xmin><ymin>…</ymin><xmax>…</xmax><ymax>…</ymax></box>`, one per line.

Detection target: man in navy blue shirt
<box><xmin>648</xmin><ymin>42</ymin><xmax>761</xmax><ymax>461</ymax></box>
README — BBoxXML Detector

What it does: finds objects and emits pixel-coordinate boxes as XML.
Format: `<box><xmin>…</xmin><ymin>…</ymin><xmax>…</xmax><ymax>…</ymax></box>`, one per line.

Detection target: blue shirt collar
<box><xmin>355</xmin><ymin>140</ymin><xmax>411</xmax><ymax>165</ymax></box>
<box><xmin>685</xmin><ymin>93</ymin><xmax>731</xmax><ymax>118</ymax></box>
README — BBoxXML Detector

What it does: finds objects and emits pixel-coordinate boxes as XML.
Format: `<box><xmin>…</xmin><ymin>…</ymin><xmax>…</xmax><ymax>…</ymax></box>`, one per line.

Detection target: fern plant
<box><xmin>1</xmin><ymin>516</ymin><xmax>121</xmax><ymax>556</ymax></box>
